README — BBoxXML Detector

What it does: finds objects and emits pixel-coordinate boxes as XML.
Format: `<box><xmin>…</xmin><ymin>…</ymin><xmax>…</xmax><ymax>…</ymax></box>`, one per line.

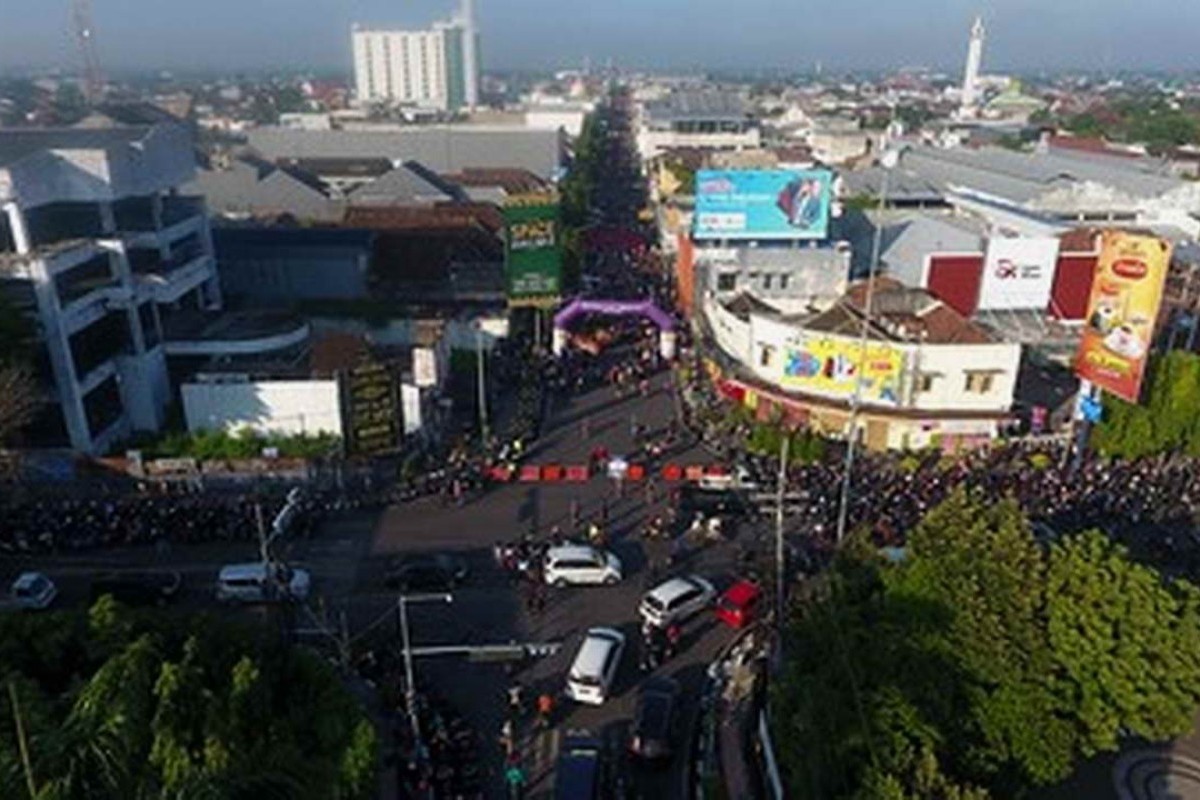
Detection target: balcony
<box><xmin>162</xmin><ymin>310</ymin><xmax>310</xmax><ymax>358</ymax></box>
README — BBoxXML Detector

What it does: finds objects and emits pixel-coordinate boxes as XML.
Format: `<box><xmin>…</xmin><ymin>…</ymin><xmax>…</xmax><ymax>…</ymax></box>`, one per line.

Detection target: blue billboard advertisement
<box><xmin>694</xmin><ymin>169</ymin><xmax>833</xmax><ymax>241</ymax></box>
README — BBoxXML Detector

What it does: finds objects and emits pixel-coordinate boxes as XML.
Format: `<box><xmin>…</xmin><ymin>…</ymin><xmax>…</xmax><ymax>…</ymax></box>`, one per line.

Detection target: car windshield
<box><xmin>718</xmin><ymin>595</ymin><xmax>741</xmax><ymax>612</ymax></box>
<box><xmin>17</xmin><ymin>578</ymin><xmax>47</xmax><ymax>598</ymax></box>
<box><xmin>572</xmin><ymin>674</ymin><xmax>602</xmax><ymax>687</ymax></box>
<box><xmin>644</xmin><ymin>595</ymin><xmax>665</xmax><ymax>611</ymax></box>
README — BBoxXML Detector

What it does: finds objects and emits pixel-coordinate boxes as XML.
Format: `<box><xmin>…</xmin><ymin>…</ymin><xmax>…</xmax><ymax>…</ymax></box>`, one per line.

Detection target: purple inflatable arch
<box><xmin>553</xmin><ymin>297</ymin><xmax>675</xmax><ymax>331</ymax></box>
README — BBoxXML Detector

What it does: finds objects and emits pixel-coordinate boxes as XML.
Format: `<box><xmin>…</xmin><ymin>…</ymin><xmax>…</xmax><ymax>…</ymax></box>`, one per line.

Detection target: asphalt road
<box><xmin>365</xmin><ymin>363</ymin><xmax>753</xmax><ymax>799</ymax></box>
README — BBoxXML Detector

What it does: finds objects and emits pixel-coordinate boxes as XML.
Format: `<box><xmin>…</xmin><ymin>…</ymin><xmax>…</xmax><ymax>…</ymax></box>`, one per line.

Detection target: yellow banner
<box><xmin>781</xmin><ymin>336</ymin><xmax>904</xmax><ymax>406</ymax></box>
<box><xmin>1074</xmin><ymin>231</ymin><xmax>1171</xmax><ymax>404</ymax></box>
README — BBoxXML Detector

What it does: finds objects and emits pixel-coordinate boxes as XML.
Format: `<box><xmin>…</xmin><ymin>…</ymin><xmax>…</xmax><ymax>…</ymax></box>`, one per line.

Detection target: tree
<box><xmin>772</xmin><ymin>491</ymin><xmax>1200</xmax><ymax>798</ymax></box>
<box><xmin>0</xmin><ymin>603</ymin><xmax>377</xmax><ymax>800</ymax></box>
<box><xmin>1092</xmin><ymin>350</ymin><xmax>1200</xmax><ymax>458</ymax></box>
<box><xmin>1045</xmin><ymin>531</ymin><xmax>1200</xmax><ymax>753</ymax></box>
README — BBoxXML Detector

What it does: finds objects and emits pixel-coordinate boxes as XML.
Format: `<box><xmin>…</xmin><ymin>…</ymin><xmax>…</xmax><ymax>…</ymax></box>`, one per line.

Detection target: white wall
<box><xmin>702</xmin><ymin>293</ymin><xmax>752</xmax><ymax>361</ymax></box>
<box><xmin>910</xmin><ymin>342</ymin><xmax>1022</xmax><ymax>412</ymax></box>
<box><xmin>183</xmin><ymin>379</ymin><xmax>343</xmax><ymax>437</ymax></box>
<box><xmin>977</xmin><ymin>235</ymin><xmax>1060</xmax><ymax>311</ymax></box>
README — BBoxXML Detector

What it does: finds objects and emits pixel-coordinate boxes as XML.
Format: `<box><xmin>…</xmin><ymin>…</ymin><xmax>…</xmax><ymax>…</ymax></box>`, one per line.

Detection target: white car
<box><xmin>566</xmin><ymin>627</ymin><xmax>626</xmax><ymax>705</ymax></box>
<box><xmin>638</xmin><ymin>575</ymin><xmax>716</xmax><ymax>628</ymax></box>
<box><xmin>544</xmin><ymin>545</ymin><xmax>622</xmax><ymax>587</ymax></box>
<box><xmin>9</xmin><ymin>572</ymin><xmax>57</xmax><ymax>610</ymax></box>
<box><xmin>216</xmin><ymin>563</ymin><xmax>311</xmax><ymax>604</ymax></box>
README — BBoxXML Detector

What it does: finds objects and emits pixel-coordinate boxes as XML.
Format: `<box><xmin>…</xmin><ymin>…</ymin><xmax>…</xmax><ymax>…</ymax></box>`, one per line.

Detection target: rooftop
<box><xmin>644</xmin><ymin>91</ymin><xmax>752</xmax><ymax>124</ymax></box>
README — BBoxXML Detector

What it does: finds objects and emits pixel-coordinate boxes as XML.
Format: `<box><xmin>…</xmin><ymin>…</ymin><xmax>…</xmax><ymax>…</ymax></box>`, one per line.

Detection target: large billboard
<box><xmin>978</xmin><ymin>235</ymin><xmax>1060</xmax><ymax>311</ymax></box>
<box><xmin>343</xmin><ymin>358</ymin><xmax>400</xmax><ymax>455</ymax></box>
<box><xmin>1074</xmin><ymin>231</ymin><xmax>1171</xmax><ymax>404</ymax></box>
<box><xmin>694</xmin><ymin>169</ymin><xmax>833</xmax><ymax>241</ymax></box>
<box><xmin>780</xmin><ymin>334</ymin><xmax>904</xmax><ymax>406</ymax></box>
<box><xmin>504</xmin><ymin>192</ymin><xmax>562</xmax><ymax>308</ymax></box>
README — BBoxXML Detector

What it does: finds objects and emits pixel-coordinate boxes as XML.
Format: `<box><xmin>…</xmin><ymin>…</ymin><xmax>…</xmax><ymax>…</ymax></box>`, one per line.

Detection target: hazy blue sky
<box><xmin>2</xmin><ymin>0</ymin><xmax>1199</xmax><ymax>74</ymax></box>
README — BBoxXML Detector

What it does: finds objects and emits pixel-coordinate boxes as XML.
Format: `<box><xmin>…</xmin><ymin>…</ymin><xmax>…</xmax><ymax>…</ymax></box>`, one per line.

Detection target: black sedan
<box><xmin>384</xmin><ymin>554</ymin><xmax>469</xmax><ymax>592</ymax></box>
<box><xmin>629</xmin><ymin>677</ymin><xmax>681</xmax><ymax>762</ymax></box>
<box><xmin>89</xmin><ymin>571</ymin><xmax>183</xmax><ymax>606</ymax></box>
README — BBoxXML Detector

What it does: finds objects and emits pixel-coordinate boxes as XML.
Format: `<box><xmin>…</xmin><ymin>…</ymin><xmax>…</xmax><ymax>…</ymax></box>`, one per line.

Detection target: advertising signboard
<box><xmin>343</xmin><ymin>358</ymin><xmax>399</xmax><ymax>454</ymax></box>
<box><xmin>978</xmin><ymin>235</ymin><xmax>1060</xmax><ymax>311</ymax></box>
<box><xmin>694</xmin><ymin>169</ymin><xmax>833</xmax><ymax>241</ymax></box>
<box><xmin>781</xmin><ymin>334</ymin><xmax>904</xmax><ymax>406</ymax></box>
<box><xmin>1074</xmin><ymin>231</ymin><xmax>1171</xmax><ymax>404</ymax></box>
<box><xmin>504</xmin><ymin>192</ymin><xmax>562</xmax><ymax>308</ymax></box>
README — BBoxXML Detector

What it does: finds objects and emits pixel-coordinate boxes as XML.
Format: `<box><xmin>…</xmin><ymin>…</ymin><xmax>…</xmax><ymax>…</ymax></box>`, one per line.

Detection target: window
<box><xmin>917</xmin><ymin>374</ymin><xmax>936</xmax><ymax>393</ymax></box>
<box><xmin>759</xmin><ymin>345</ymin><xmax>775</xmax><ymax>368</ymax></box>
<box><xmin>762</xmin><ymin>274</ymin><xmax>773</xmax><ymax>290</ymax></box>
<box><xmin>716</xmin><ymin>273</ymin><xmax>737</xmax><ymax>292</ymax></box>
<box><xmin>964</xmin><ymin>371</ymin><xmax>995</xmax><ymax>394</ymax></box>
<box><xmin>778</xmin><ymin>274</ymin><xmax>790</xmax><ymax>290</ymax></box>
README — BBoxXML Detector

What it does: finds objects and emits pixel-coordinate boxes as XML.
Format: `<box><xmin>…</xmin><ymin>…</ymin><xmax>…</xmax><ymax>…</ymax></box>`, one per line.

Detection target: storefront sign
<box><xmin>781</xmin><ymin>335</ymin><xmax>904</xmax><ymax>406</ymax></box>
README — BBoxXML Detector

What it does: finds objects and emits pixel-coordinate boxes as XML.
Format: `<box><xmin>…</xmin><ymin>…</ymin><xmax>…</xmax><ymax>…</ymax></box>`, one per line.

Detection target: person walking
<box><xmin>536</xmin><ymin>692</ymin><xmax>556</xmax><ymax>730</ymax></box>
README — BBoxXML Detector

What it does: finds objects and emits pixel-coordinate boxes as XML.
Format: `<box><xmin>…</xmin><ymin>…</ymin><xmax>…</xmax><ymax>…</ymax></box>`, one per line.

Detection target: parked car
<box><xmin>384</xmin><ymin>554</ymin><xmax>469</xmax><ymax>591</ymax></box>
<box><xmin>90</xmin><ymin>571</ymin><xmax>182</xmax><ymax>606</ymax></box>
<box><xmin>638</xmin><ymin>575</ymin><xmax>716</xmax><ymax>628</ymax></box>
<box><xmin>629</xmin><ymin>677</ymin><xmax>681</xmax><ymax>762</ymax></box>
<box><xmin>715</xmin><ymin>579</ymin><xmax>762</xmax><ymax>630</ymax></box>
<box><xmin>554</xmin><ymin>730</ymin><xmax>605</xmax><ymax>799</ymax></box>
<box><xmin>7</xmin><ymin>572</ymin><xmax>57</xmax><ymax>611</ymax></box>
<box><xmin>216</xmin><ymin>563</ymin><xmax>311</xmax><ymax>604</ymax></box>
<box><xmin>566</xmin><ymin>627</ymin><xmax>626</xmax><ymax>705</ymax></box>
<box><xmin>544</xmin><ymin>545</ymin><xmax>622</xmax><ymax>587</ymax></box>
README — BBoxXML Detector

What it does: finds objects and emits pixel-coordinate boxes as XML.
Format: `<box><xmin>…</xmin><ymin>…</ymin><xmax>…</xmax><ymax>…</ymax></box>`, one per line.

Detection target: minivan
<box><xmin>639</xmin><ymin>575</ymin><xmax>716</xmax><ymax>628</ymax></box>
<box><xmin>566</xmin><ymin>627</ymin><xmax>626</xmax><ymax>705</ymax></box>
<box><xmin>216</xmin><ymin>563</ymin><xmax>311</xmax><ymax>604</ymax></box>
<box><xmin>544</xmin><ymin>545</ymin><xmax>622</xmax><ymax>587</ymax></box>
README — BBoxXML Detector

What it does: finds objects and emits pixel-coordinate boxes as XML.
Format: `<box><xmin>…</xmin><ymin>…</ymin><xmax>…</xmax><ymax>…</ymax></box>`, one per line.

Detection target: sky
<box><xmin>2</xmin><ymin>0</ymin><xmax>1200</xmax><ymax>75</ymax></box>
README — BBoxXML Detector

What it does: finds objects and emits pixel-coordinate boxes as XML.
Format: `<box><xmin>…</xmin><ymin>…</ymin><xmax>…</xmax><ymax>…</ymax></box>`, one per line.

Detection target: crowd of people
<box><xmin>0</xmin><ymin>483</ymin><xmax>378</xmax><ymax>554</ymax></box>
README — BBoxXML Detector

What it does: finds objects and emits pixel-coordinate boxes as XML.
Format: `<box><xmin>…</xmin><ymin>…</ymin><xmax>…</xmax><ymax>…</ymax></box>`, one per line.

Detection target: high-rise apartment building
<box><xmin>352</xmin><ymin>0</ymin><xmax>480</xmax><ymax>112</ymax></box>
<box><xmin>959</xmin><ymin>16</ymin><xmax>986</xmax><ymax>118</ymax></box>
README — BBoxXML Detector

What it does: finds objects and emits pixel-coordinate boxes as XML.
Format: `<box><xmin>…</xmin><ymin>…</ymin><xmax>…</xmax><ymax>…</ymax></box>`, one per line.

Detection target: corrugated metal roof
<box><xmin>246</xmin><ymin>126</ymin><xmax>563</xmax><ymax>181</ymax></box>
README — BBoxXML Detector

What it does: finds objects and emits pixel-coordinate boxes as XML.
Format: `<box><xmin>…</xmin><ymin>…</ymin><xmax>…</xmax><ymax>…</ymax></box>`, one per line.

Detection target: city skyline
<box><xmin>2</xmin><ymin>0</ymin><xmax>1200</xmax><ymax>75</ymax></box>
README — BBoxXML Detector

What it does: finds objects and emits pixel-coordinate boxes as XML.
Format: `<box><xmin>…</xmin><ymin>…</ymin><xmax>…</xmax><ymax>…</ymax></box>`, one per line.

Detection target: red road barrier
<box><xmin>565</xmin><ymin>465</ymin><xmax>590</xmax><ymax>482</ymax></box>
<box><xmin>518</xmin><ymin>465</ymin><xmax>540</xmax><ymax>482</ymax></box>
<box><xmin>627</xmin><ymin>464</ymin><xmax>646</xmax><ymax>481</ymax></box>
<box><xmin>684</xmin><ymin>465</ymin><xmax>705</xmax><ymax>481</ymax></box>
<box><xmin>488</xmin><ymin>465</ymin><xmax>513</xmax><ymax>482</ymax></box>
<box><xmin>705</xmin><ymin>464</ymin><xmax>727</xmax><ymax>476</ymax></box>
<box><xmin>541</xmin><ymin>465</ymin><xmax>564</xmax><ymax>482</ymax></box>
<box><xmin>662</xmin><ymin>464</ymin><xmax>683</xmax><ymax>481</ymax></box>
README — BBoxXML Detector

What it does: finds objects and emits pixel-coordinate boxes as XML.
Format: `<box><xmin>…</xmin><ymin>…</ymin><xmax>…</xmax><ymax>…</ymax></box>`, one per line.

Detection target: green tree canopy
<box><xmin>1091</xmin><ymin>350</ymin><xmax>1200</xmax><ymax>458</ymax></box>
<box><xmin>0</xmin><ymin>601</ymin><xmax>377</xmax><ymax>800</ymax></box>
<box><xmin>772</xmin><ymin>490</ymin><xmax>1200</xmax><ymax>798</ymax></box>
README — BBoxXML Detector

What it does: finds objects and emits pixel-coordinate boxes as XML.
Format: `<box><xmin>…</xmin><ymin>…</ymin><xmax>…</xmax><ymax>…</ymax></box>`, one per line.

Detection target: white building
<box><xmin>352</xmin><ymin>0</ymin><xmax>481</xmax><ymax>112</ymax></box>
<box><xmin>700</xmin><ymin>277</ymin><xmax>1021</xmax><ymax>450</ymax></box>
<box><xmin>0</xmin><ymin>124</ymin><xmax>220</xmax><ymax>453</ymax></box>
<box><xmin>0</xmin><ymin>123</ymin><xmax>310</xmax><ymax>454</ymax></box>
<box><xmin>959</xmin><ymin>16</ymin><xmax>985</xmax><ymax>119</ymax></box>
<box><xmin>636</xmin><ymin>91</ymin><xmax>761</xmax><ymax>161</ymax></box>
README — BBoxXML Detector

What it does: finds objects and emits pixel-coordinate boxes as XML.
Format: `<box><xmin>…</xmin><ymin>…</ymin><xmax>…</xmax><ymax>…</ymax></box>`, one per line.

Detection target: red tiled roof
<box><xmin>1059</xmin><ymin>227</ymin><xmax>1100</xmax><ymax>253</ymax></box>
<box><xmin>842</xmin><ymin>277</ymin><xmax>993</xmax><ymax>345</ymax></box>
<box><xmin>441</xmin><ymin>168</ymin><xmax>549</xmax><ymax>194</ymax></box>
<box><xmin>310</xmin><ymin>332</ymin><xmax>369</xmax><ymax>375</ymax></box>
<box><xmin>343</xmin><ymin>202</ymin><xmax>503</xmax><ymax>234</ymax></box>
<box><xmin>1047</xmin><ymin>135</ymin><xmax>1141</xmax><ymax>159</ymax></box>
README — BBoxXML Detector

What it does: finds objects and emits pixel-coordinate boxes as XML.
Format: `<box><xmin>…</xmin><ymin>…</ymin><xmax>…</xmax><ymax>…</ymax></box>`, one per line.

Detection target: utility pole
<box><xmin>476</xmin><ymin>324</ymin><xmax>489</xmax><ymax>447</ymax></box>
<box><xmin>9</xmin><ymin>681</ymin><xmax>37</xmax><ymax>800</ymax></box>
<box><xmin>71</xmin><ymin>0</ymin><xmax>104</xmax><ymax>105</ymax></box>
<box><xmin>775</xmin><ymin>433</ymin><xmax>790</xmax><ymax>627</ymax></box>
<box><xmin>397</xmin><ymin>593</ymin><xmax>454</xmax><ymax>759</ymax></box>
<box><xmin>835</xmin><ymin>149</ymin><xmax>896</xmax><ymax>548</ymax></box>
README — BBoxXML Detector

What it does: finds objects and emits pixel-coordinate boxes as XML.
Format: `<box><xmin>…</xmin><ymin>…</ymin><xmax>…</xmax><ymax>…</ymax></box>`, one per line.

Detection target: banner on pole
<box><xmin>1073</xmin><ymin>231</ymin><xmax>1171</xmax><ymax>404</ymax></box>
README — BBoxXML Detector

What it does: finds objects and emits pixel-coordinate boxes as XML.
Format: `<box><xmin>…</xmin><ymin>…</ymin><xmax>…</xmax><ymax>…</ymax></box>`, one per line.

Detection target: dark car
<box><xmin>90</xmin><ymin>571</ymin><xmax>182</xmax><ymax>606</ymax></box>
<box><xmin>679</xmin><ymin>485</ymin><xmax>748</xmax><ymax>518</ymax></box>
<box><xmin>554</xmin><ymin>730</ymin><xmax>605</xmax><ymax>800</ymax></box>
<box><xmin>629</xmin><ymin>677</ymin><xmax>681</xmax><ymax>762</ymax></box>
<box><xmin>384</xmin><ymin>554</ymin><xmax>469</xmax><ymax>591</ymax></box>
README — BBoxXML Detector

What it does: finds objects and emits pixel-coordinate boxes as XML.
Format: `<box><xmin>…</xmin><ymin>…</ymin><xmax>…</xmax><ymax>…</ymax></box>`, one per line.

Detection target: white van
<box><xmin>544</xmin><ymin>545</ymin><xmax>622</xmax><ymax>587</ymax></box>
<box><xmin>566</xmin><ymin>627</ymin><xmax>626</xmax><ymax>705</ymax></box>
<box><xmin>216</xmin><ymin>563</ymin><xmax>311</xmax><ymax>604</ymax></box>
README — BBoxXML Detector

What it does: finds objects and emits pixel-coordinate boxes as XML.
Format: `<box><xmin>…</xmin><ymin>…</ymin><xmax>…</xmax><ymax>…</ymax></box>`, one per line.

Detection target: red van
<box><xmin>715</xmin><ymin>580</ymin><xmax>762</xmax><ymax>630</ymax></box>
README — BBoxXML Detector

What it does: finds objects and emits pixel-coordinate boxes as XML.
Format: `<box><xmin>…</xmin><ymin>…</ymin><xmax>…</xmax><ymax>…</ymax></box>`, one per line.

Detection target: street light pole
<box><xmin>397</xmin><ymin>592</ymin><xmax>453</xmax><ymax>755</ymax></box>
<box><xmin>775</xmin><ymin>432</ymin><xmax>790</xmax><ymax>626</ymax></box>
<box><xmin>835</xmin><ymin>151</ymin><xmax>896</xmax><ymax>548</ymax></box>
<box><xmin>476</xmin><ymin>325</ymin><xmax>489</xmax><ymax>447</ymax></box>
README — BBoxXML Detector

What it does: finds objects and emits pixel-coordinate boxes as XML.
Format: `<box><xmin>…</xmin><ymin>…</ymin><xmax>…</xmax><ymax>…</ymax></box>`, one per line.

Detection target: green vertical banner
<box><xmin>504</xmin><ymin>192</ymin><xmax>562</xmax><ymax>308</ymax></box>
